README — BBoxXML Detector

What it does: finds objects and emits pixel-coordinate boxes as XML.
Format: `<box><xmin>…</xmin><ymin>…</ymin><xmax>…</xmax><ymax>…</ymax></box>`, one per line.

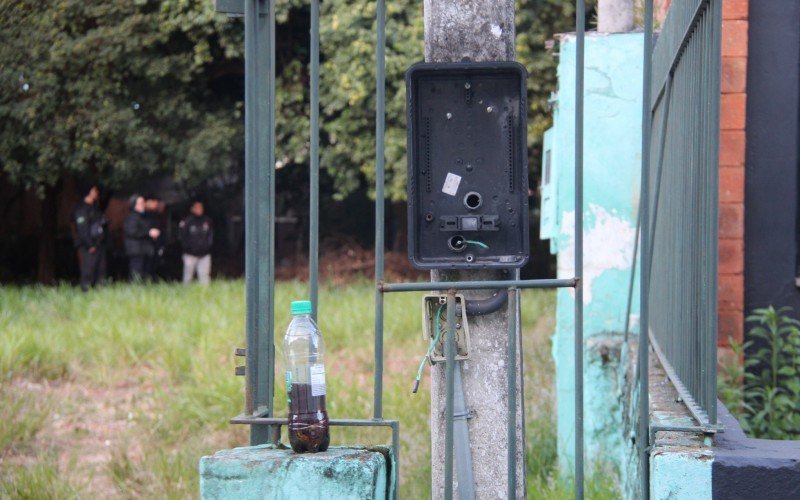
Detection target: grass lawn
<box><xmin>0</xmin><ymin>280</ymin><xmax>617</xmax><ymax>498</ymax></box>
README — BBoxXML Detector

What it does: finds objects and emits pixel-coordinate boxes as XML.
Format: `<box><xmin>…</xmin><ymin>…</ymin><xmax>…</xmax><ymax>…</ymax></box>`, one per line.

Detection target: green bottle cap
<box><xmin>291</xmin><ymin>300</ymin><xmax>313</xmax><ymax>315</ymax></box>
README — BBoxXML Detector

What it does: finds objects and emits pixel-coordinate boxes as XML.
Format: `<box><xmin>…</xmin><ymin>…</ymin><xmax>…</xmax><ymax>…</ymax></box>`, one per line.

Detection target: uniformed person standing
<box><xmin>144</xmin><ymin>194</ymin><xmax>166</xmax><ymax>280</ymax></box>
<box><xmin>124</xmin><ymin>194</ymin><xmax>160</xmax><ymax>281</ymax></box>
<box><xmin>70</xmin><ymin>185</ymin><xmax>108</xmax><ymax>291</ymax></box>
<box><xmin>178</xmin><ymin>200</ymin><xmax>213</xmax><ymax>284</ymax></box>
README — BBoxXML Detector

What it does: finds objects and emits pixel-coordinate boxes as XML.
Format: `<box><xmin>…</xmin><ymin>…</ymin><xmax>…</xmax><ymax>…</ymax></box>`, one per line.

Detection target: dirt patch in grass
<box><xmin>3</xmin><ymin>345</ymin><xmax>423</xmax><ymax>497</ymax></box>
<box><xmin>276</xmin><ymin>237</ymin><xmax>426</xmax><ymax>285</ymax></box>
<box><xmin>3</xmin><ymin>375</ymin><xmax>162</xmax><ymax>497</ymax></box>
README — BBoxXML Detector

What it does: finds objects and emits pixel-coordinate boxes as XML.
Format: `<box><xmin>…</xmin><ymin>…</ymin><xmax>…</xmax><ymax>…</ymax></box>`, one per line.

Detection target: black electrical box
<box><xmin>405</xmin><ymin>61</ymin><xmax>530</xmax><ymax>269</ymax></box>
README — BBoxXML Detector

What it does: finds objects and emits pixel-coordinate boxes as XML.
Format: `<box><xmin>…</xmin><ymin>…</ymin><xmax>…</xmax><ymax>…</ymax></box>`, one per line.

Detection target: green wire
<box><xmin>413</xmin><ymin>303</ymin><xmax>445</xmax><ymax>393</ymax></box>
<box><xmin>464</xmin><ymin>240</ymin><xmax>489</xmax><ymax>249</ymax></box>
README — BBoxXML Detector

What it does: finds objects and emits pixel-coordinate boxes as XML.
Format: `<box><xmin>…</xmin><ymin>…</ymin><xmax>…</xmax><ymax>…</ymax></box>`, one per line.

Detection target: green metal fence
<box><xmin>218</xmin><ymin>0</ymin><xmax>588</xmax><ymax>498</ymax></box>
<box><xmin>640</xmin><ymin>0</ymin><xmax>722</xmax><ymax>430</ymax></box>
<box><xmin>631</xmin><ymin>1</ymin><xmax>722</xmax><ymax>495</ymax></box>
<box><xmin>649</xmin><ymin>0</ymin><xmax>721</xmax><ymax>427</ymax></box>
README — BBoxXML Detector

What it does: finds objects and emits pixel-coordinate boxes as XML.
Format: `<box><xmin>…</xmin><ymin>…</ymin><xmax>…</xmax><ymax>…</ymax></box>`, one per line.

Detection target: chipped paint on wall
<box><xmin>557</xmin><ymin>204</ymin><xmax>636</xmax><ymax>304</ymax></box>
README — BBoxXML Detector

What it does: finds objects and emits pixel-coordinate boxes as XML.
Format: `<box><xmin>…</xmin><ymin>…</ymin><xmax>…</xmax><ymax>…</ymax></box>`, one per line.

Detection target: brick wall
<box><xmin>718</xmin><ymin>0</ymin><xmax>748</xmax><ymax>346</ymax></box>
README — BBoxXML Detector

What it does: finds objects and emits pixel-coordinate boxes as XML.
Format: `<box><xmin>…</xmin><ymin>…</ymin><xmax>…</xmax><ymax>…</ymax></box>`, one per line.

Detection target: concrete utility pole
<box><xmin>424</xmin><ymin>1</ymin><xmax>525</xmax><ymax>498</ymax></box>
<box><xmin>597</xmin><ymin>0</ymin><xmax>635</xmax><ymax>33</ymax></box>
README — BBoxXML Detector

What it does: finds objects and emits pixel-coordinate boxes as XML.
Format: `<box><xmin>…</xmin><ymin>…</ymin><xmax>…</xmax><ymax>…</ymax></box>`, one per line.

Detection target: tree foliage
<box><xmin>1</xmin><ymin>0</ymin><xmax>582</xmax><ymax>200</ymax></box>
<box><xmin>0</xmin><ymin>0</ymin><xmax>244</xmax><ymax>194</ymax></box>
<box><xmin>271</xmin><ymin>0</ymin><xmax>581</xmax><ymax>201</ymax></box>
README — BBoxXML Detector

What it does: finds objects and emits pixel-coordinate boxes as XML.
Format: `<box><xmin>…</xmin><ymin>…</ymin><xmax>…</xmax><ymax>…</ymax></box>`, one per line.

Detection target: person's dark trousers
<box><xmin>78</xmin><ymin>247</ymin><xmax>107</xmax><ymax>292</ymax></box>
<box><xmin>145</xmin><ymin>254</ymin><xmax>164</xmax><ymax>281</ymax></box>
<box><xmin>128</xmin><ymin>255</ymin><xmax>147</xmax><ymax>281</ymax></box>
<box><xmin>144</xmin><ymin>255</ymin><xmax>155</xmax><ymax>280</ymax></box>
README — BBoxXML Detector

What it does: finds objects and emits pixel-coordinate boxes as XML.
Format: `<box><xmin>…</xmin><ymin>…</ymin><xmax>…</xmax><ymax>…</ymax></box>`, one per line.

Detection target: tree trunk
<box><xmin>389</xmin><ymin>201</ymin><xmax>407</xmax><ymax>253</ymax></box>
<box><xmin>37</xmin><ymin>184</ymin><xmax>59</xmax><ymax>284</ymax></box>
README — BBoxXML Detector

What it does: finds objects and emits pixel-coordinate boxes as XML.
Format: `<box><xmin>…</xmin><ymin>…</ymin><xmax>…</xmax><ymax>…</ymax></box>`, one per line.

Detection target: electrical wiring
<box><xmin>412</xmin><ymin>303</ymin><xmax>445</xmax><ymax>393</ymax></box>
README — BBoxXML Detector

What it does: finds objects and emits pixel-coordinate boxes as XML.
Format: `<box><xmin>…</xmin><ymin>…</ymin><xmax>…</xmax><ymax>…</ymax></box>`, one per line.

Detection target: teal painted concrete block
<box><xmin>650</xmin><ymin>450</ymin><xmax>712</xmax><ymax>500</ymax></box>
<box><xmin>199</xmin><ymin>445</ymin><xmax>392</xmax><ymax>500</ymax></box>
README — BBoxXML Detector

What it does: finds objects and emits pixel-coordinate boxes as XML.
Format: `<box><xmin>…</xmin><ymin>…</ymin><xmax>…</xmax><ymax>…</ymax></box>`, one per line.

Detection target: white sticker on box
<box><xmin>441</xmin><ymin>172</ymin><xmax>461</xmax><ymax>196</ymax></box>
<box><xmin>310</xmin><ymin>364</ymin><xmax>326</xmax><ymax>396</ymax></box>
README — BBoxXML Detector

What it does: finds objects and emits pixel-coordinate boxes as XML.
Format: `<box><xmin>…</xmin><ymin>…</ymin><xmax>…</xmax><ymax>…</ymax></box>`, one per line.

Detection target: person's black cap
<box><xmin>129</xmin><ymin>194</ymin><xmax>140</xmax><ymax>210</ymax></box>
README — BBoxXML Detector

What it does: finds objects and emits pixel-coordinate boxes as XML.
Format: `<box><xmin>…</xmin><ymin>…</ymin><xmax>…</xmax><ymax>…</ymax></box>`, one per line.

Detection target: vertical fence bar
<box><xmin>624</xmin><ymin>210</ymin><xmax>641</xmax><ymax>342</ymax></box>
<box><xmin>265</xmin><ymin>0</ymin><xmax>277</xmax><ymax>442</ymax></box>
<box><xmin>699</xmin><ymin>7</ymin><xmax>708</xmax><ymax>412</ymax></box>
<box><xmin>639</xmin><ymin>0</ymin><xmax>653</xmax><ymax>497</ymax></box>
<box><xmin>444</xmin><ymin>290</ymin><xmax>456</xmax><ymax>500</ymax></box>
<box><xmin>692</xmin><ymin>7</ymin><xmax>699</xmax><ymax>409</ymax></box>
<box><xmin>647</xmin><ymin>75</ymin><xmax>673</xmax><ymax>281</ymax></box>
<box><xmin>677</xmin><ymin>9</ymin><xmax>687</xmax><ymax>395</ymax></box>
<box><xmin>309</xmin><ymin>0</ymin><xmax>320</xmax><ymax>320</ymax></box>
<box><xmin>261</xmin><ymin>0</ymin><xmax>280</xmax><ymax>442</ymax></box>
<box><xmin>373</xmin><ymin>0</ymin><xmax>386</xmax><ymax>421</ymax></box>
<box><xmin>697</xmin><ymin>9</ymin><xmax>707</xmax><ymax>416</ymax></box>
<box><xmin>243</xmin><ymin>0</ymin><xmax>257</xmax><ymax>420</ymax></box>
<box><xmin>244</xmin><ymin>0</ymin><xmax>276</xmax><ymax>446</ymax></box>
<box><xmin>707</xmin><ymin>0</ymin><xmax>721</xmax><ymax>424</ymax></box>
<box><xmin>574</xmin><ymin>0</ymin><xmax>585</xmax><ymax>497</ymax></box>
<box><xmin>506</xmin><ymin>288</ymin><xmax>518</xmax><ymax>499</ymax></box>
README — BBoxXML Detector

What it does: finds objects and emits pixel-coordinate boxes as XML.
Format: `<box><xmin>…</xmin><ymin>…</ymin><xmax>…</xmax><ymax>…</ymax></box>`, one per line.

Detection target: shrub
<box><xmin>727</xmin><ymin>306</ymin><xmax>800</xmax><ymax>439</ymax></box>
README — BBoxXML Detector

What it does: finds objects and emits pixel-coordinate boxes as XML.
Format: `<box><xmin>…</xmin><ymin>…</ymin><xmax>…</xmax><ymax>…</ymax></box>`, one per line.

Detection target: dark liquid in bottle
<box><xmin>288</xmin><ymin>383</ymin><xmax>330</xmax><ymax>453</ymax></box>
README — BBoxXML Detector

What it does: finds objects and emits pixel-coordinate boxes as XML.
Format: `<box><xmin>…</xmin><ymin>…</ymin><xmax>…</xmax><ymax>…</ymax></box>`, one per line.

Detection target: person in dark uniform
<box><xmin>144</xmin><ymin>194</ymin><xmax>166</xmax><ymax>280</ymax></box>
<box><xmin>178</xmin><ymin>199</ymin><xmax>213</xmax><ymax>284</ymax></box>
<box><xmin>70</xmin><ymin>185</ymin><xmax>108</xmax><ymax>291</ymax></box>
<box><xmin>124</xmin><ymin>194</ymin><xmax>160</xmax><ymax>281</ymax></box>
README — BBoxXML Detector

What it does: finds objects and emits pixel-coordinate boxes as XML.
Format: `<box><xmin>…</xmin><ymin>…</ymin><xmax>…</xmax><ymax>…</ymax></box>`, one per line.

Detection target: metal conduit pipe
<box><xmin>452</xmin><ymin>364</ymin><xmax>476</xmax><ymax>500</ymax></box>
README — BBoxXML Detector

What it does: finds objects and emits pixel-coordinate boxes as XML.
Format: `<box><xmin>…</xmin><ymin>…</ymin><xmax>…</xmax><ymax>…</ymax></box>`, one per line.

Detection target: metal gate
<box><xmin>219</xmin><ymin>0</ymin><xmax>594</xmax><ymax>498</ymax></box>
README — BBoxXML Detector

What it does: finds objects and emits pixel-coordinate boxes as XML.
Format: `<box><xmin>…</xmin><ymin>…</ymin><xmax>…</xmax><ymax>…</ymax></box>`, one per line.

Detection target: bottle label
<box><xmin>310</xmin><ymin>364</ymin><xmax>326</xmax><ymax>396</ymax></box>
<box><xmin>285</xmin><ymin>371</ymin><xmax>292</xmax><ymax>404</ymax></box>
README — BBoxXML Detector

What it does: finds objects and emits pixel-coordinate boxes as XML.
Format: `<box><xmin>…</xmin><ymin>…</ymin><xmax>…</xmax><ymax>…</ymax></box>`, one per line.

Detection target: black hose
<box><xmin>456</xmin><ymin>289</ymin><xmax>508</xmax><ymax>316</ymax></box>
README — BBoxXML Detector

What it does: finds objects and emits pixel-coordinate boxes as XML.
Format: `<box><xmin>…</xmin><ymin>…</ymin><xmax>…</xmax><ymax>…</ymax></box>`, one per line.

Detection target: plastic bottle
<box><xmin>284</xmin><ymin>300</ymin><xmax>330</xmax><ymax>453</ymax></box>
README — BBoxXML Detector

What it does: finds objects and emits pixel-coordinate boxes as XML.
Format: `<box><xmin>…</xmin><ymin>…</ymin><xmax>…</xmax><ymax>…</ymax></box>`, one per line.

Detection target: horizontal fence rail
<box><xmin>646</xmin><ymin>0</ymin><xmax>721</xmax><ymax>426</ymax></box>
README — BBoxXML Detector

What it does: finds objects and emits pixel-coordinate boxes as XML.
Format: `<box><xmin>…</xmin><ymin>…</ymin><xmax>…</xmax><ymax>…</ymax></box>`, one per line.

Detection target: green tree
<box><xmin>0</xmin><ymin>0</ymin><xmax>245</xmax><ymax>281</ymax></box>
<box><xmin>0</xmin><ymin>0</ymin><xmax>245</xmax><ymax>190</ymax></box>
<box><xmin>290</xmin><ymin>0</ymin><xmax>581</xmax><ymax>201</ymax></box>
<box><xmin>317</xmin><ymin>0</ymin><xmax>423</xmax><ymax>201</ymax></box>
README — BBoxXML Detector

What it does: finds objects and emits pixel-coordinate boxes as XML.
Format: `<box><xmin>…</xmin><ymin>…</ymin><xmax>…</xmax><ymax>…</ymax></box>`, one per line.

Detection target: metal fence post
<box><xmin>574</xmin><ymin>1</ymin><xmax>586</xmax><ymax>497</ymax></box>
<box><xmin>639</xmin><ymin>0</ymin><xmax>653</xmax><ymax>496</ymax></box>
<box><xmin>243</xmin><ymin>0</ymin><xmax>276</xmax><ymax>446</ymax></box>
<box><xmin>309</xmin><ymin>0</ymin><xmax>320</xmax><ymax>320</ymax></box>
<box><xmin>373</xmin><ymin>0</ymin><xmax>386</xmax><ymax>422</ymax></box>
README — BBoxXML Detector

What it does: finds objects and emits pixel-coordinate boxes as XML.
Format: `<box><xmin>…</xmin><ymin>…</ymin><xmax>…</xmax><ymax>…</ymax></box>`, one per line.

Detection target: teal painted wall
<box><xmin>545</xmin><ymin>32</ymin><xmax>644</xmax><ymax>475</ymax></box>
